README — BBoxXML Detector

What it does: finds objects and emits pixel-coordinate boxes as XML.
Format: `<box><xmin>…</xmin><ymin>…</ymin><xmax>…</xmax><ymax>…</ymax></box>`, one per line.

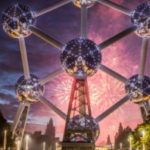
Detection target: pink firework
<box><xmin>45</xmin><ymin>69</ymin><xmax>127</xmax><ymax>118</ymax></box>
<box><xmin>45</xmin><ymin>73</ymin><xmax>73</xmax><ymax>112</ymax></box>
<box><xmin>89</xmin><ymin>70</ymin><xmax>126</xmax><ymax>117</ymax></box>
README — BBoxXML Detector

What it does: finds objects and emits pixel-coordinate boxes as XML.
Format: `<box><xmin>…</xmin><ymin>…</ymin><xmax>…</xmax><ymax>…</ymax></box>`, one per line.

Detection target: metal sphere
<box><xmin>2</xmin><ymin>3</ymin><xmax>35</xmax><ymax>38</ymax></box>
<box><xmin>15</xmin><ymin>75</ymin><xmax>44</xmax><ymax>103</ymax></box>
<box><xmin>125</xmin><ymin>75</ymin><xmax>150</xmax><ymax>103</ymax></box>
<box><xmin>61</xmin><ymin>38</ymin><xmax>101</xmax><ymax>79</ymax></box>
<box><xmin>73</xmin><ymin>0</ymin><xmax>95</xmax><ymax>8</ymax></box>
<box><xmin>67</xmin><ymin>115</ymin><xmax>100</xmax><ymax>142</ymax></box>
<box><xmin>131</xmin><ymin>2</ymin><xmax>150</xmax><ymax>38</ymax></box>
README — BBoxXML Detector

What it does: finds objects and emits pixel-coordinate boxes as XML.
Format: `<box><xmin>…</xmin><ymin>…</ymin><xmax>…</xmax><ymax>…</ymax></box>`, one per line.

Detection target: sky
<box><xmin>0</xmin><ymin>0</ymin><xmax>150</xmax><ymax>146</ymax></box>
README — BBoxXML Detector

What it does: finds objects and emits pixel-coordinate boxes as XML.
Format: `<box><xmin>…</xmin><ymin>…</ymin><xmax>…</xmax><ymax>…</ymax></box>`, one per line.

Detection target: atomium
<box><xmin>15</xmin><ymin>75</ymin><xmax>44</xmax><ymax>103</ymax></box>
<box><xmin>67</xmin><ymin>115</ymin><xmax>100</xmax><ymax>142</ymax></box>
<box><xmin>2</xmin><ymin>3</ymin><xmax>35</xmax><ymax>38</ymax></box>
<box><xmin>2</xmin><ymin>0</ymin><xmax>150</xmax><ymax>147</ymax></box>
<box><xmin>125</xmin><ymin>75</ymin><xmax>150</xmax><ymax>103</ymax></box>
<box><xmin>131</xmin><ymin>2</ymin><xmax>150</xmax><ymax>38</ymax></box>
<box><xmin>73</xmin><ymin>0</ymin><xmax>95</xmax><ymax>8</ymax></box>
<box><xmin>61</xmin><ymin>38</ymin><xmax>101</xmax><ymax>79</ymax></box>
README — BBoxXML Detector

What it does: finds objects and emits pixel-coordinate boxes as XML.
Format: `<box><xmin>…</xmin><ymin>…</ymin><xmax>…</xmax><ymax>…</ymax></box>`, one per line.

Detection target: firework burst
<box><xmin>44</xmin><ymin>69</ymin><xmax>128</xmax><ymax>118</ymax></box>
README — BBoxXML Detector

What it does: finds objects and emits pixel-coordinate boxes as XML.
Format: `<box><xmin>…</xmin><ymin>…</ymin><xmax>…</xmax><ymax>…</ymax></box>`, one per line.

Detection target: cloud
<box><xmin>0</xmin><ymin>0</ymin><xmax>149</xmax><ymax>145</ymax></box>
<box><xmin>0</xmin><ymin>92</ymin><xmax>17</xmax><ymax>103</ymax></box>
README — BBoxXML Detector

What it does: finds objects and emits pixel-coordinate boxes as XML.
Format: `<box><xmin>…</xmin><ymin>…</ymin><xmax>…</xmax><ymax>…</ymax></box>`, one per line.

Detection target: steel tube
<box><xmin>39</xmin><ymin>96</ymin><xmax>66</xmax><ymax>120</ymax></box>
<box><xmin>12</xmin><ymin>102</ymin><xmax>30</xmax><ymax>150</ymax></box>
<box><xmin>138</xmin><ymin>38</ymin><xmax>148</xmax><ymax>80</ymax></box>
<box><xmin>95</xmin><ymin>94</ymin><xmax>131</xmax><ymax>122</ymax></box>
<box><xmin>81</xmin><ymin>5</ymin><xmax>88</xmax><ymax>38</ymax></box>
<box><xmin>19</xmin><ymin>38</ymin><xmax>30</xmax><ymax>80</ymax></box>
<box><xmin>35</xmin><ymin>0</ymin><xmax>72</xmax><ymax>17</ymax></box>
<box><xmin>40</xmin><ymin>68</ymin><xmax>64</xmax><ymax>85</ymax></box>
<box><xmin>98</xmin><ymin>26</ymin><xmax>136</xmax><ymax>50</ymax></box>
<box><xmin>97</xmin><ymin>0</ymin><xmax>131</xmax><ymax>16</ymax></box>
<box><xmin>100</xmin><ymin>64</ymin><xmax>127</xmax><ymax>83</ymax></box>
<box><xmin>29</xmin><ymin>26</ymin><xmax>65</xmax><ymax>50</ymax></box>
<box><xmin>12</xmin><ymin>102</ymin><xmax>26</xmax><ymax>137</ymax></box>
<box><xmin>20</xmin><ymin>105</ymin><xmax>30</xmax><ymax>144</ymax></box>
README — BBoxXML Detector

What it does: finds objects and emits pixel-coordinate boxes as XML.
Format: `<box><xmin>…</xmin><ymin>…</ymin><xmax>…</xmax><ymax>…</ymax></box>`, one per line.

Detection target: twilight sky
<box><xmin>0</xmin><ymin>0</ymin><xmax>150</xmax><ymax>146</ymax></box>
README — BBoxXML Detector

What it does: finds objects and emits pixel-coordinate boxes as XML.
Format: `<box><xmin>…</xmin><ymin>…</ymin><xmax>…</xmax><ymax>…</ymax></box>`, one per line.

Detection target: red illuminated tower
<box><xmin>60</xmin><ymin>35</ymin><xmax>101</xmax><ymax>149</ymax></box>
<box><xmin>62</xmin><ymin>79</ymin><xmax>99</xmax><ymax>149</ymax></box>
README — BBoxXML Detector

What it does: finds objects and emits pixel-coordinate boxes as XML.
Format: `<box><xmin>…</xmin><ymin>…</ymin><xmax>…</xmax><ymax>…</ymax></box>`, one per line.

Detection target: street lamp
<box><xmin>128</xmin><ymin>136</ymin><xmax>132</xmax><ymax>150</ymax></box>
<box><xmin>3</xmin><ymin>130</ymin><xmax>7</xmax><ymax>150</ymax></box>
<box><xmin>142</xmin><ymin>130</ymin><xmax>145</xmax><ymax>137</ymax></box>
<box><xmin>142</xmin><ymin>130</ymin><xmax>145</xmax><ymax>150</ymax></box>
<box><xmin>16</xmin><ymin>140</ymin><xmax>21</xmax><ymax>150</ymax></box>
<box><xmin>120</xmin><ymin>142</ymin><xmax>123</xmax><ymax>150</ymax></box>
<box><xmin>55</xmin><ymin>142</ymin><xmax>59</xmax><ymax>150</ymax></box>
<box><xmin>42</xmin><ymin>142</ymin><xmax>46</xmax><ymax>150</ymax></box>
<box><xmin>25</xmin><ymin>135</ymin><xmax>29</xmax><ymax>150</ymax></box>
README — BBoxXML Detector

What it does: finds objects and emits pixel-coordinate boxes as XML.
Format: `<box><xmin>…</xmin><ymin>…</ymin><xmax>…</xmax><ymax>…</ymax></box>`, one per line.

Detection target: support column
<box><xmin>62</xmin><ymin>79</ymin><xmax>95</xmax><ymax>150</ymax></box>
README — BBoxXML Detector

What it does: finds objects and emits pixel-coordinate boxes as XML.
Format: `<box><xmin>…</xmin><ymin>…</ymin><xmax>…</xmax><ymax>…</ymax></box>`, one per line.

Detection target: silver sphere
<box><xmin>15</xmin><ymin>75</ymin><xmax>44</xmax><ymax>103</ymax></box>
<box><xmin>131</xmin><ymin>2</ymin><xmax>150</xmax><ymax>38</ymax></box>
<box><xmin>73</xmin><ymin>0</ymin><xmax>95</xmax><ymax>8</ymax></box>
<box><xmin>67</xmin><ymin>115</ymin><xmax>100</xmax><ymax>142</ymax></box>
<box><xmin>61</xmin><ymin>38</ymin><xmax>101</xmax><ymax>79</ymax></box>
<box><xmin>2</xmin><ymin>3</ymin><xmax>35</xmax><ymax>38</ymax></box>
<box><xmin>125</xmin><ymin>75</ymin><xmax>150</xmax><ymax>103</ymax></box>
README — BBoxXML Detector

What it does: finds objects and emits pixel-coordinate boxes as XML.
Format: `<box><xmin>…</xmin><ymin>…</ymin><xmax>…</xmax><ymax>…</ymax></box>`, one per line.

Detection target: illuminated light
<box><xmin>73</xmin><ymin>0</ymin><xmax>95</xmax><ymax>8</ymax></box>
<box><xmin>16</xmin><ymin>140</ymin><xmax>21</xmax><ymax>150</ymax></box>
<box><xmin>16</xmin><ymin>75</ymin><xmax>44</xmax><ymax>103</ymax></box>
<box><xmin>67</xmin><ymin>115</ymin><xmax>100</xmax><ymax>142</ymax></box>
<box><xmin>61</xmin><ymin>38</ymin><xmax>101</xmax><ymax>79</ymax></box>
<box><xmin>131</xmin><ymin>2</ymin><xmax>150</xmax><ymax>37</ymax></box>
<box><xmin>2</xmin><ymin>4</ymin><xmax>35</xmax><ymax>38</ymax></box>
<box><xmin>142</xmin><ymin>130</ymin><xmax>145</xmax><ymax>137</ymax></box>
<box><xmin>25</xmin><ymin>135</ymin><xmax>30</xmax><ymax>150</ymax></box>
<box><xmin>125</xmin><ymin>75</ymin><xmax>150</xmax><ymax>103</ymax></box>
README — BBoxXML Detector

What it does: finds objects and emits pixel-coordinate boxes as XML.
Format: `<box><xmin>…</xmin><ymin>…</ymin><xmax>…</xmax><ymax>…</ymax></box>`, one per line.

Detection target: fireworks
<box><xmin>44</xmin><ymin>70</ymin><xmax>126</xmax><ymax>117</ymax></box>
<box><xmin>42</xmin><ymin>69</ymin><xmax>131</xmax><ymax>144</ymax></box>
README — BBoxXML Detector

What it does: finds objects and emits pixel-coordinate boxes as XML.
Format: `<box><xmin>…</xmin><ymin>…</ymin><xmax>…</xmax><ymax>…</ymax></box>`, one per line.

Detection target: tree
<box><xmin>0</xmin><ymin>111</ymin><xmax>15</xmax><ymax>147</ymax></box>
<box><xmin>119</xmin><ymin>123</ymin><xmax>123</xmax><ymax>133</ymax></box>
<box><xmin>106</xmin><ymin>135</ymin><xmax>111</xmax><ymax>145</ymax></box>
<box><xmin>114</xmin><ymin>122</ymin><xmax>132</xmax><ymax>149</ymax></box>
<box><xmin>130</xmin><ymin>120</ymin><xmax>150</xmax><ymax>150</ymax></box>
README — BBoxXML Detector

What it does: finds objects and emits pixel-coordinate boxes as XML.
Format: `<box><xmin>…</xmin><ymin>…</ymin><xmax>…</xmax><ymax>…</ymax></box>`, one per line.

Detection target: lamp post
<box><xmin>16</xmin><ymin>140</ymin><xmax>21</xmax><ymax>150</ymax></box>
<box><xmin>120</xmin><ymin>142</ymin><xmax>123</xmax><ymax>150</ymax></box>
<box><xmin>42</xmin><ymin>142</ymin><xmax>46</xmax><ymax>150</ymax></box>
<box><xmin>142</xmin><ymin>130</ymin><xmax>145</xmax><ymax>150</ymax></box>
<box><xmin>25</xmin><ymin>135</ymin><xmax>29</xmax><ymax>150</ymax></box>
<box><xmin>128</xmin><ymin>136</ymin><xmax>132</xmax><ymax>150</ymax></box>
<box><xmin>3</xmin><ymin>130</ymin><xmax>7</xmax><ymax>150</ymax></box>
<box><xmin>55</xmin><ymin>142</ymin><xmax>59</xmax><ymax>150</ymax></box>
